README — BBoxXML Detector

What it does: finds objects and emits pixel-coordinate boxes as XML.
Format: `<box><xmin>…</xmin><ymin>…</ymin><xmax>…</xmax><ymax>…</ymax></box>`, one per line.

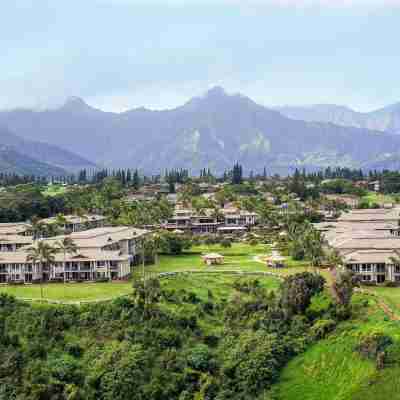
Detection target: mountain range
<box><xmin>2</xmin><ymin>87</ymin><xmax>400</xmax><ymax>175</ymax></box>
<box><xmin>276</xmin><ymin>103</ymin><xmax>400</xmax><ymax>134</ymax></box>
<box><xmin>0</xmin><ymin>126</ymin><xmax>95</xmax><ymax>176</ymax></box>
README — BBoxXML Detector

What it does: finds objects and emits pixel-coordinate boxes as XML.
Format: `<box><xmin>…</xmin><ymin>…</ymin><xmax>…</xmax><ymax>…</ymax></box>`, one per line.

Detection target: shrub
<box><xmin>187</xmin><ymin>344</ymin><xmax>215</xmax><ymax>372</ymax></box>
<box><xmin>356</xmin><ymin>330</ymin><xmax>393</xmax><ymax>369</ymax></box>
<box><xmin>309</xmin><ymin>319</ymin><xmax>336</xmax><ymax>340</ymax></box>
<box><xmin>280</xmin><ymin>272</ymin><xmax>325</xmax><ymax>316</ymax></box>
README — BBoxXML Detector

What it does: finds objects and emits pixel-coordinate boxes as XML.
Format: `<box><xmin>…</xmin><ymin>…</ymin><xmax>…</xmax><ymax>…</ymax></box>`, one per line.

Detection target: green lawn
<box><xmin>267</xmin><ymin>295</ymin><xmax>400</xmax><ymax>400</ymax></box>
<box><xmin>361</xmin><ymin>191</ymin><xmax>398</xmax><ymax>207</ymax></box>
<box><xmin>0</xmin><ymin>243</ymin><xmax>318</xmax><ymax>302</ymax></box>
<box><xmin>41</xmin><ymin>184</ymin><xmax>68</xmax><ymax>197</ymax></box>
<box><xmin>0</xmin><ymin>281</ymin><xmax>133</xmax><ymax>302</ymax></box>
<box><xmin>366</xmin><ymin>286</ymin><xmax>400</xmax><ymax>317</ymax></box>
<box><xmin>159</xmin><ymin>272</ymin><xmax>281</xmax><ymax>302</ymax></box>
<box><xmin>145</xmin><ymin>243</ymin><xmax>312</xmax><ymax>274</ymax></box>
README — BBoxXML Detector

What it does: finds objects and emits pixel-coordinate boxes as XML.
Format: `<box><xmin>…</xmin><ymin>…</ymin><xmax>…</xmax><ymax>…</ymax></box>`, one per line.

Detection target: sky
<box><xmin>1</xmin><ymin>0</ymin><xmax>400</xmax><ymax>112</ymax></box>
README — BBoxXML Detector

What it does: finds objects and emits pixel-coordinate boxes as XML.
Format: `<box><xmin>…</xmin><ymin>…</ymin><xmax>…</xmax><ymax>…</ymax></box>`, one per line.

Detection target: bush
<box><xmin>280</xmin><ymin>272</ymin><xmax>325</xmax><ymax>316</ymax></box>
<box><xmin>309</xmin><ymin>319</ymin><xmax>336</xmax><ymax>340</ymax></box>
<box><xmin>356</xmin><ymin>330</ymin><xmax>393</xmax><ymax>369</ymax></box>
<box><xmin>187</xmin><ymin>344</ymin><xmax>215</xmax><ymax>372</ymax></box>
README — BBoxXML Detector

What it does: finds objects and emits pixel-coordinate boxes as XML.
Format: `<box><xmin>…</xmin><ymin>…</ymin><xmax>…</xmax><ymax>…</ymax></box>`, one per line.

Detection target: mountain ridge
<box><xmin>2</xmin><ymin>88</ymin><xmax>400</xmax><ymax>173</ymax></box>
<box><xmin>0</xmin><ymin>126</ymin><xmax>95</xmax><ymax>175</ymax></box>
<box><xmin>276</xmin><ymin>102</ymin><xmax>400</xmax><ymax>134</ymax></box>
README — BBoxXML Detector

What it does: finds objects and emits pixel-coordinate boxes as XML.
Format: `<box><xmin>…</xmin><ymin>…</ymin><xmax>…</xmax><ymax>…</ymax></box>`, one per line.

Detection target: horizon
<box><xmin>3</xmin><ymin>86</ymin><xmax>399</xmax><ymax>114</ymax></box>
<box><xmin>2</xmin><ymin>1</ymin><xmax>400</xmax><ymax>112</ymax></box>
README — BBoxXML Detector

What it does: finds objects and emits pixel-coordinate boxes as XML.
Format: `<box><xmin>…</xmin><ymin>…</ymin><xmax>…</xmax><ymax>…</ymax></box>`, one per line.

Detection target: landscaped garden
<box><xmin>0</xmin><ymin>242</ymin><xmax>318</xmax><ymax>302</ymax></box>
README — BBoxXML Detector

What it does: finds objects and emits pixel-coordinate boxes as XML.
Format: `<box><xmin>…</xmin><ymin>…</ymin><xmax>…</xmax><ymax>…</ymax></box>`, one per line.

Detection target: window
<box><xmin>361</xmin><ymin>264</ymin><xmax>372</xmax><ymax>272</ymax></box>
<box><xmin>361</xmin><ymin>275</ymin><xmax>372</xmax><ymax>281</ymax></box>
<box><xmin>376</xmin><ymin>264</ymin><xmax>386</xmax><ymax>273</ymax></box>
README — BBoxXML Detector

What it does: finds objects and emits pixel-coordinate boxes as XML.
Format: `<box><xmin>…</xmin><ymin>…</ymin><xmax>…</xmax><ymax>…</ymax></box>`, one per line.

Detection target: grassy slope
<box><xmin>268</xmin><ymin>295</ymin><xmax>400</xmax><ymax>400</ymax></box>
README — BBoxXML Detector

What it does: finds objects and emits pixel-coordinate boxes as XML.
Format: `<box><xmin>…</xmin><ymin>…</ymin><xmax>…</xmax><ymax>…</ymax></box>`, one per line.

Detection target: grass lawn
<box><xmin>361</xmin><ymin>191</ymin><xmax>398</xmax><ymax>206</ymax></box>
<box><xmin>0</xmin><ymin>281</ymin><xmax>133</xmax><ymax>302</ymax></box>
<box><xmin>0</xmin><ymin>243</ymin><xmax>321</xmax><ymax>302</ymax></box>
<box><xmin>159</xmin><ymin>272</ymin><xmax>281</xmax><ymax>302</ymax></box>
<box><xmin>366</xmin><ymin>286</ymin><xmax>400</xmax><ymax>317</ymax></box>
<box><xmin>41</xmin><ymin>184</ymin><xmax>68</xmax><ymax>197</ymax></box>
<box><xmin>267</xmin><ymin>295</ymin><xmax>400</xmax><ymax>400</ymax></box>
<box><xmin>144</xmin><ymin>243</ymin><xmax>312</xmax><ymax>274</ymax></box>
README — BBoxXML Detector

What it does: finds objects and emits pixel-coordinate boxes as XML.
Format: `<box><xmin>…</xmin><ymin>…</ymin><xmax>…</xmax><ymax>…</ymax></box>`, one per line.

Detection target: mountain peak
<box><xmin>61</xmin><ymin>96</ymin><xmax>93</xmax><ymax>113</ymax></box>
<box><xmin>204</xmin><ymin>86</ymin><xmax>228</xmax><ymax>98</ymax></box>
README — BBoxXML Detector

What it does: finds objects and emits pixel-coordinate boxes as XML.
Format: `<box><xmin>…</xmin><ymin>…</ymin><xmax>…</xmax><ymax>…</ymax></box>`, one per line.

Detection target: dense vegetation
<box><xmin>0</xmin><ymin>272</ymin><xmax>351</xmax><ymax>400</ymax></box>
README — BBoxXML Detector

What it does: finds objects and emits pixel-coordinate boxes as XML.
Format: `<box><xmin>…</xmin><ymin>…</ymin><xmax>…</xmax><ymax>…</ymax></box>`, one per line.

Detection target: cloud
<box><xmin>100</xmin><ymin>0</ymin><xmax>400</xmax><ymax>7</ymax></box>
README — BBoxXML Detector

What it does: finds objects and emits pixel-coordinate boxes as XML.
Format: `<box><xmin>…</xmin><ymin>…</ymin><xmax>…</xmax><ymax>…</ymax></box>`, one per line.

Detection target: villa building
<box><xmin>0</xmin><ymin>226</ymin><xmax>149</xmax><ymax>284</ymax></box>
<box><xmin>41</xmin><ymin>214</ymin><xmax>107</xmax><ymax>233</ymax></box>
<box><xmin>163</xmin><ymin>207</ymin><xmax>258</xmax><ymax>235</ymax></box>
<box><xmin>344</xmin><ymin>250</ymin><xmax>400</xmax><ymax>284</ymax></box>
<box><xmin>0</xmin><ymin>250</ymin><xmax>130</xmax><ymax>283</ymax></box>
<box><xmin>318</xmin><ymin>207</ymin><xmax>400</xmax><ymax>284</ymax></box>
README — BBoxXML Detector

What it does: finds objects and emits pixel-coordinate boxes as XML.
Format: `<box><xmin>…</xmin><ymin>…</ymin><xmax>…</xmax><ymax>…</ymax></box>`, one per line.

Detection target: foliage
<box><xmin>0</xmin><ymin>272</ymin><xmax>343</xmax><ymax>400</ymax></box>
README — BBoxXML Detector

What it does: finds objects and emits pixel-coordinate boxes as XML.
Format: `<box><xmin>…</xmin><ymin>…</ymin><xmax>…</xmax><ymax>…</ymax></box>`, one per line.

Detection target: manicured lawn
<box><xmin>0</xmin><ymin>243</ymin><xmax>321</xmax><ymax>302</ymax></box>
<box><xmin>144</xmin><ymin>242</ymin><xmax>312</xmax><ymax>274</ymax></box>
<box><xmin>41</xmin><ymin>184</ymin><xmax>68</xmax><ymax>197</ymax></box>
<box><xmin>0</xmin><ymin>281</ymin><xmax>133</xmax><ymax>302</ymax></box>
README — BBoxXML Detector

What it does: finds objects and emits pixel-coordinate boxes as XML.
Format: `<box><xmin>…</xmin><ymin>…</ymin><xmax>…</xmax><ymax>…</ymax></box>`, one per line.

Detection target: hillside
<box><xmin>0</xmin><ymin>145</ymin><xmax>67</xmax><ymax>176</ymax></box>
<box><xmin>277</xmin><ymin>103</ymin><xmax>400</xmax><ymax>134</ymax></box>
<box><xmin>268</xmin><ymin>294</ymin><xmax>400</xmax><ymax>400</ymax></box>
<box><xmin>0</xmin><ymin>126</ymin><xmax>95</xmax><ymax>174</ymax></box>
<box><xmin>2</xmin><ymin>88</ymin><xmax>400</xmax><ymax>174</ymax></box>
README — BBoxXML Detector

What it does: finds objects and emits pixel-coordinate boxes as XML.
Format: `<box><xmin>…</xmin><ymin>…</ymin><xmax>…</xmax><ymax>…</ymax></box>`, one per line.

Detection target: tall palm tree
<box><xmin>55</xmin><ymin>213</ymin><xmax>68</xmax><ymax>233</ymax></box>
<box><xmin>27</xmin><ymin>242</ymin><xmax>57</xmax><ymax>300</ymax></box>
<box><xmin>56</xmin><ymin>237</ymin><xmax>78</xmax><ymax>283</ymax></box>
<box><xmin>30</xmin><ymin>216</ymin><xmax>46</xmax><ymax>240</ymax></box>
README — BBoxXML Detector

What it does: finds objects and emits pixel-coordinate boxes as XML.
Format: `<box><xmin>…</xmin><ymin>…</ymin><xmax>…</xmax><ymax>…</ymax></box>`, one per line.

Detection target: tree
<box><xmin>56</xmin><ymin>237</ymin><xmax>78</xmax><ymax>283</ymax></box>
<box><xmin>30</xmin><ymin>216</ymin><xmax>47</xmax><ymax>240</ymax></box>
<box><xmin>232</xmin><ymin>163</ymin><xmax>243</xmax><ymax>185</ymax></box>
<box><xmin>27</xmin><ymin>242</ymin><xmax>58</xmax><ymax>299</ymax></box>
<box><xmin>280</xmin><ymin>272</ymin><xmax>325</xmax><ymax>316</ymax></box>
<box><xmin>332</xmin><ymin>267</ymin><xmax>358</xmax><ymax>311</ymax></box>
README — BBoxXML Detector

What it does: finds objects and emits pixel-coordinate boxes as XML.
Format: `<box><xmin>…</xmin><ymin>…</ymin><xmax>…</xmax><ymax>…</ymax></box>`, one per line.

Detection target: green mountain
<box><xmin>277</xmin><ymin>102</ymin><xmax>400</xmax><ymax>134</ymax></box>
<box><xmin>2</xmin><ymin>88</ymin><xmax>400</xmax><ymax>173</ymax></box>
<box><xmin>0</xmin><ymin>125</ymin><xmax>95</xmax><ymax>175</ymax></box>
<box><xmin>0</xmin><ymin>145</ymin><xmax>67</xmax><ymax>176</ymax></box>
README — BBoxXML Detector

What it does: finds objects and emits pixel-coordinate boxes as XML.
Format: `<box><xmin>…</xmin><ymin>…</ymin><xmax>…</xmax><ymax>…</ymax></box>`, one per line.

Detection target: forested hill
<box><xmin>2</xmin><ymin>88</ymin><xmax>400</xmax><ymax>174</ymax></box>
<box><xmin>0</xmin><ymin>126</ymin><xmax>95</xmax><ymax>175</ymax></box>
<box><xmin>0</xmin><ymin>145</ymin><xmax>67</xmax><ymax>177</ymax></box>
<box><xmin>277</xmin><ymin>102</ymin><xmax>400</xmax><ymax>134</ymax></box>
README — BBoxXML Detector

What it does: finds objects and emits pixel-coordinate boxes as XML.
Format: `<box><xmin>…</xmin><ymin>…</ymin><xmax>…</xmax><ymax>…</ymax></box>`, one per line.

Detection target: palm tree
<box><xmin>56</xmin><ymin>237</ymin><xmax>78</xmax><ymax>283</ymax></box>
<box><xmin>55</xmin><ymin>213</ymin><xmax>68</xmax><ymax>233</ymax></box>
<box><xmin>27</xmin><ymin>242</ymin><xmax>57</xmax><ymax>300</ymax></box>
<box><xmin>30</xmin><ymin>216</ymin><xmax>46</xmax><ymax>240</ymax></box>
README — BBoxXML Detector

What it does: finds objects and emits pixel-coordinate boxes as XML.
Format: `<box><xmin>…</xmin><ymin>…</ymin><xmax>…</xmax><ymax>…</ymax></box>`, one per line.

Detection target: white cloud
<box><xmin>99</xmin><ymin>0</ymin><xmax>400</xmax><ymax>7</ymax></box>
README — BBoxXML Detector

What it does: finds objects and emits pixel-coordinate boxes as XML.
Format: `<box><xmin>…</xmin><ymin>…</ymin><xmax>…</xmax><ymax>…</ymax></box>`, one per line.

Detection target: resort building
<box><xmin>0</xmin><ymin>250</ymin><xmax>130</xmax><ymax>283</ymax></box>
<box><xmin>0</xmin><ymin>235</ymin><xmax>33</xmax><ymax>252</ymax></box>
<box><xmin>0</xmin><ymin>222</ymin><xmax>32</xmax><ymax>236</ymax></box>
<box><xmin>40</xmin><ymin>214</ymin><xmax>107</xmax><ymax>233</ymax></box>
<box><xmin>319</xmin><ymin>207</ymin><xmax>400</xmax><ymax>284</ymax></box>
<box><xmin>344</xmin><ymin>250</ymin><xmax>400</xmax><ymax>284</ymax></box>
<box><xmin>0</xmin><ymin>226</ymin><xmax>149</xmax><ymax>284</ymax></box>
<box><xmin>163</xmin><ymin>207</ymin><xmax>258</xmax><ymax>234</ymax></box>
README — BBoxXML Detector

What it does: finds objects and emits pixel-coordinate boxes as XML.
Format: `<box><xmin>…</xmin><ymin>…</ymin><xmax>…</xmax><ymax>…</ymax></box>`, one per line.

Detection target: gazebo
<box><xmin>202</xmin><ymin>253</ymin><xmax>224</xmax><ymax>266</ymax></box>
<box><xmin>266</xmin><ymin>252</ymin><xmax>286</xmax><ymax>268</ymax></box>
